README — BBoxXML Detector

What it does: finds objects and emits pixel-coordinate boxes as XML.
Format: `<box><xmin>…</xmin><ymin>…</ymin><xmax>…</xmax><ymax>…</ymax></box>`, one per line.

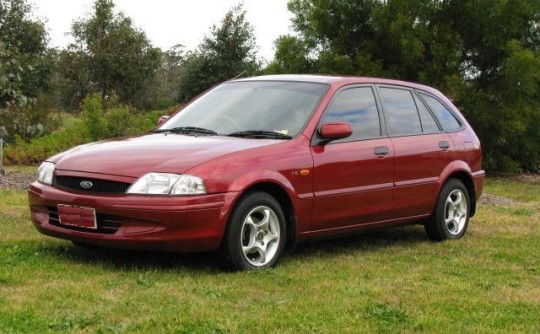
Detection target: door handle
<box><xmin>439</xmin><ymin>141</ymin><xmax>450</xmax><ymax>150</ymax></box>
<box><xmin>374</xmin><ymin>146</ymin><xmax>389</xmax><ymax>156</ymax></box>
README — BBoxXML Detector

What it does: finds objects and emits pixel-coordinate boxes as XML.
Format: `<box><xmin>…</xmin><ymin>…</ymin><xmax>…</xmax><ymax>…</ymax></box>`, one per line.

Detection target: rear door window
<box><xmin>322</xmin><ymin>87</ymin><xmax>381</xmax><ymax>141</ymax></box>
<box><xmin>379</xmin><ymin>87</ymin><xmax>422</xmax><ymax>136</ymax></box>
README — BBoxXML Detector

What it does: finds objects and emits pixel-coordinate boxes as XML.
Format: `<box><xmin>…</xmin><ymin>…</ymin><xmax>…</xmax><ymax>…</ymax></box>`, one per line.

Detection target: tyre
<box><xmin>221</xmin><ymin>192</ymin><xmax>286</xmax><ymax>270</ymax></box>
<box><xmin>425</xmin><ymin>179</ymin><xmax>471</xmax><ymax>241</ymax></box>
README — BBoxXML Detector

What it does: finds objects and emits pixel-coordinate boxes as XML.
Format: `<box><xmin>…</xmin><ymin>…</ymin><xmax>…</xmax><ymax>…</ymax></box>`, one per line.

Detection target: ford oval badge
<box><xmin>80</xmin><ymin>181</ymin><xmax>93</xmax><ymax>189</ymax></box>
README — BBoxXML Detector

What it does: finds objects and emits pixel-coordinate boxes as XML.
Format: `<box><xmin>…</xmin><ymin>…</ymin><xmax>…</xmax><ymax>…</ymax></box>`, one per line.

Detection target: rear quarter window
<box><xmin>419</xmin><ymin>93</ymin><xmax>462</xmax><ymax>131</ymax></box>
<box><xmin>413</xmin><ymin>94</ymin><xmax>441</xmax><ymax>133</ymax></box>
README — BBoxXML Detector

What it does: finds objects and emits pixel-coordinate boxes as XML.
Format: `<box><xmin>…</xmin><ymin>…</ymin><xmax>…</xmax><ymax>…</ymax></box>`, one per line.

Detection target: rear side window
<box><xmin>413</xmin><ymin>94</ymin><xmax>441</xmax><ymax>133</ymax></box>
<box><xmin>379</xmin><ymin>88</ymin><xmax>422</xmax><ymax>136</ymax></box>
<box><xmin>419</xmin><ymin>93</ymin><xmax>462</xmax><ymax>131</ymax></box>
<box><xmin>323</xmin><ymin>87</ymin><xmax>381</xmax><ymax>141</ymax></box>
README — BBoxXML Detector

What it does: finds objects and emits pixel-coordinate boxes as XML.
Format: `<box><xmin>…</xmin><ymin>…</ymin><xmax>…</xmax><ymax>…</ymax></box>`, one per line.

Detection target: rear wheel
<box><xmin>221</xmin><ymin>192</ymin><xmax>286</xmax><ymax>270</ymax></box>
<box><xmin>425</xmin><ymin>179</ymin><xmax>470</xmax><ymax>241</ymax></box>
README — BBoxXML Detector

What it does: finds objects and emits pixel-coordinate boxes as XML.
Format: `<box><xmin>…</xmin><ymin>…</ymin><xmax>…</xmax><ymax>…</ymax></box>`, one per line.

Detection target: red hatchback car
<box><xmin>29</xmin><ymin>75</ymin><xmax>485</xmax><ymax>270</ymax></box>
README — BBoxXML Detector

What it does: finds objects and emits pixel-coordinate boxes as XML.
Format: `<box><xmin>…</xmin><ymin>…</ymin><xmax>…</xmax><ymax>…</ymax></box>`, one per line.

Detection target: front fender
<box><xmin>228</xmin><ymin>169</ymin><xmax>298</xmax><ymax>199</ymax></box>
<box><xmin>224</xmin><ymin>169</ymin><xmax>310</xmax><ymax>242</ymax></box>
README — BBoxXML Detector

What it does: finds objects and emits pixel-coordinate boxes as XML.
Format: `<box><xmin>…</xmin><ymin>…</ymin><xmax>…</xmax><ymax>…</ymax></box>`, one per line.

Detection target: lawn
<box><xmin>0</xmin><ymin>173</ymin><xmax>538</xmax><ymax>333</ymax></box>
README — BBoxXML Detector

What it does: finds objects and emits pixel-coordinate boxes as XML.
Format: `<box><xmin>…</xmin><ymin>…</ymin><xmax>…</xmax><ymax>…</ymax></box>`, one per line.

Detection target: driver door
<box><xmin>310</xmin><ymin>86</ymin><xmax>394</xmax><ymax>231</ymax></box>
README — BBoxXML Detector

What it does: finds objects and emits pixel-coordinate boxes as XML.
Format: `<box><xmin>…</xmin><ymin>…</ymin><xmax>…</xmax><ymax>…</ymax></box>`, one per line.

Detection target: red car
<box><xmin>28</xmin><ymin>75</ymin><xmax>485</xmax><ymax>270</ymax></box>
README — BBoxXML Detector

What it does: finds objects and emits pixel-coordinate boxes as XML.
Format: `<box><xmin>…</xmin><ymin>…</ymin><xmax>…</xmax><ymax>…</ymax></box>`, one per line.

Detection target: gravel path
<box><xmin>0</xmin><ymin>169</ymin><xmax>36</xmax><ymax>190</ymax></box>
<box><xmin>477</xmin><ymin>193</ymin><xmax>517</xmax><ymax>206</ymax></box>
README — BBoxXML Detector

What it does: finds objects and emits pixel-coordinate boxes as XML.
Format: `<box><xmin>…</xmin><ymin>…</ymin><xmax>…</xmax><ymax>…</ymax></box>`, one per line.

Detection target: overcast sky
<box><xmin>27</xmin><ymin>0</ymin><xmax>293</xmax><ymax>62</ymax></box>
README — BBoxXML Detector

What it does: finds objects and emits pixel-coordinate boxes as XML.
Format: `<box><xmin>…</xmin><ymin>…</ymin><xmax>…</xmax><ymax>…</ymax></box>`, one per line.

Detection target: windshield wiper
<box><xmin>227</xmin><ymin>130</ymin><xmax>292</xmax><ymax>140</ymax></box>
<box><xmin>153</xmin><ymin>126</ymin><xmax>217</xmax><ymax>135</ymax></box>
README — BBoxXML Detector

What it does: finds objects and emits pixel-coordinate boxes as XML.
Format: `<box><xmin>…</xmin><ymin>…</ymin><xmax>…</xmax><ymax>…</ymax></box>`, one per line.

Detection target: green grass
<box><xmin>1</xmin><ymin>176</ymin><xmax>538</xmax><ymax>333</ymax></box>
<box><xmin>485</xmin><ymin>176</ymin><xmax>540</xmax><ymax>202</ymax></box>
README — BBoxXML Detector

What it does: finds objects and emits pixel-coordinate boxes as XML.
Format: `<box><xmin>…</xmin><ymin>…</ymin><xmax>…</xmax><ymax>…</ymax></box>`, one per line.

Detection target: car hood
<box><xmin>52</xmin><ymin>133</ymin><xmax>280</xmax><ymax>177</ymax></box>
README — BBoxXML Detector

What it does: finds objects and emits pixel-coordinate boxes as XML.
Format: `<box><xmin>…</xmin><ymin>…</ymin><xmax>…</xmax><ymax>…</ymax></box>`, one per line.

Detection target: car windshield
<box><xmin>158</xmin><ymin>81</ymin><xmax>329</xmax><ymax>138</ymax></box>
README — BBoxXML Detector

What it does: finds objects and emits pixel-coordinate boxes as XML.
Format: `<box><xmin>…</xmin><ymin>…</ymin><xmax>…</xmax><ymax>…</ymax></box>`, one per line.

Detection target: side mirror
<box><xmin>157</xmin><ymin>115</ymin><xmax>170</xmax><ymax>126</ymax></box>
<box><xmin>319</xmin><ymin>122</ymin><xmax>353</xmax><ymax>141</ymax></box>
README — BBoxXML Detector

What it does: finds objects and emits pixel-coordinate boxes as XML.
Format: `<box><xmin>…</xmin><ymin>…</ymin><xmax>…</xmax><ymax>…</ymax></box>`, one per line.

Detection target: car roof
<box><xmin>233</xmin><ymin>74</ymin><xmax>439</xmax><ymax>94</ymax></box>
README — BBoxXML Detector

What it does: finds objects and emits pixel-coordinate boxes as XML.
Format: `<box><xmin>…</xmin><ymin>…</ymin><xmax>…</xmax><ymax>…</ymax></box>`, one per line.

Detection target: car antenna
<box><xmin>231</xmin><ymin>70</ymin><xmax>248</xmax><ymax>80</ymax></box>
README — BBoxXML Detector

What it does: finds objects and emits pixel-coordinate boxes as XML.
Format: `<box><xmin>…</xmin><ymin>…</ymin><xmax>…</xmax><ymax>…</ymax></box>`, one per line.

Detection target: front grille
<box><xmin>48</xmin><ymin>207</ymin><xmax>122</xmax><ymax>234</ymax></box>
<box><xmin>54</xmin><ymin>176</ymin><xmax>131</xmax><ymax>194</ymax></box>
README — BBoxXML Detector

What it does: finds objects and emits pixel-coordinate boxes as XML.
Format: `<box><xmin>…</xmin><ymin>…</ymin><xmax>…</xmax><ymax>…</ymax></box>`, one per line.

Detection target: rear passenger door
<box><xmin>311</xmin><ymin>86</ymin><xmax>394</xmax><ymax>231</ymax></box>
<box><xmin>376</xmin><ymin>86</ymin><xmax>455</xmax><ymax>218</ymax></box>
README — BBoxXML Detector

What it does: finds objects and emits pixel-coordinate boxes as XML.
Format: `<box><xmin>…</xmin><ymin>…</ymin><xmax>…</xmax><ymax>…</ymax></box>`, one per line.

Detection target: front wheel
<box><xmin>425</xmin><ymin>179</ymin><xmax>471</xmax><ymax>241</ymax></box>
<box><xmin>221</xmin><ymin>192</ymin><xmax>286</xmax><ymax>271</ymax></box>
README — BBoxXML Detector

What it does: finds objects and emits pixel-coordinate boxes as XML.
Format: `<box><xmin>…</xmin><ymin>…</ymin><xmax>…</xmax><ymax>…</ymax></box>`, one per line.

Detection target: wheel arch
<box><xmin>228</xmin><ymin>181</ymin><xmax>298</xmax><ymax>253</ymax></box>
<box><xmin>442</xmin><ymin>170</ymin><xmax>477</xmax><ymax>217</ymax></box>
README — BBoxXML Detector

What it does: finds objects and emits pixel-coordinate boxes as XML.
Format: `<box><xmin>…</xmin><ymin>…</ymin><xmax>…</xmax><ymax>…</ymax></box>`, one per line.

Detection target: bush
<box><xmin>106</xmin><ymin>106</ymin><xmax>158</xmax><ymax>138</ymax></box>
<box><xmin>82</xmin><ymin>94</ymin><xmax>108</xmax><ymax>141</ymax></box>
<box><xmin>4</xmin><ymin>114</ymin><xmax>90</xmax><ymax>165</ymax></box>
<box><xmin>82</xmin><ymin>93</ymin><xmax>164</xmax><ymax>140</ymax></box>
<box><xmin>4</xmin><ymin>95</ymin><xmax>173</xmax><ymax>165</ymax></box>
<box><xmin>0</xmin><ymin>96</ymin><xmax>62</xmax><ymax>144</ymax></box>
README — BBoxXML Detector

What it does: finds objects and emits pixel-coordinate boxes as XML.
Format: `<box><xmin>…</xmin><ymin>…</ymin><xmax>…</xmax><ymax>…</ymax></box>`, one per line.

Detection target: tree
<box><xmin>134</xmin><ymin>45</ymin><xmax>185</xmax><ymax>110</ymax></box>
<box><xmin>441</xmin><ymin>0</ymin><xmax>540</xmax><ymax>171</ymax></box>
<box><xmin>282</xmin><ymin>0</ymin><xmax>462</xmax><ymax>86</ymax></box>
<box><xmin>178</xmin><ymin>4</ymin><xmax>260</xmax><ymax>102</ymax></box>
<box><xmin>0</xmin><ymin>0</ymin><xmax>52</xmax><ymax>141</ymax></box>
<box><xmin>46</xmin><ymin>49</ymin><xmax>92</xmax><ymax>111</ymax></box>
<box><xmin>265</xmin><ymin>35</ymin><xmax>315</xmax><ymax>74</ymax></box>
<box><xmin>0</xmin><ymin>0</ymin><xmax>49</xmax><ymax>108</ymax></box>
<box><xmin>69</xmin><ymin>0</ymin><xmax>161</xmax><ymax>109</ymax></box>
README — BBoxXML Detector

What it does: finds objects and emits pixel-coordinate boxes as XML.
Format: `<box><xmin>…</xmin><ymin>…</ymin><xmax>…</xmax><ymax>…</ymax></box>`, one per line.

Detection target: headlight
<box><xmin>37</xmin><ymin>162</ymin><xmax>55</xmax><ymax>185</ymax></box>
<box><xmin>126</xmin><ymin>173</ymin><xmax>206</xmax><ymax>196</ymax></box>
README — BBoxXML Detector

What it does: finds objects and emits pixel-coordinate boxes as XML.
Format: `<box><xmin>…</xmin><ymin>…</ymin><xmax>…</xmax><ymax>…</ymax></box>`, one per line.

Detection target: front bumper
<box><xmin>28</xmin><ymin>182</ymin><xmax>238</xmax><ymax>252</ymax></box>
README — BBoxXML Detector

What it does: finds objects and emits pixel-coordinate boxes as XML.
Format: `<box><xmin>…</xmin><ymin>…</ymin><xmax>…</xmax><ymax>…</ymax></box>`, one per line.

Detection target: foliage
<box><xmin>275</xmin><ymin>0</ymin><xmax>540</xmax><ymax>171</ymax></box>
<box><xmin>4</xmin><ymin>104</ymin><xmax>167</xmax><ymax>165</ymax></box>
<box><xmin>48</xmin><ymin>49</ymin><xmax>92</xmax><ymax>112</ymax></box>
<box><xmin>133</xmin><ymin>45</ymin><xmax>185</xmax><ymax>110</ymax></box>
<box><xmin>82</xmin><ymin>93</ymin><xmax>161</xmax><ymax>141</ymax></box>
<box><xmin>69</xmin><ymin>0</ymin><xmax>161</xmax><ymax>109</ymax></box>
<box><xmin>441</xmin><ymin>1</ymin><xmax>540</xmax><ymax>172</ymax></box>
<box><xmin>0</xmin><ymin>0</ymin><xmax>55</xmax><ymax>143</ymax></box>
<box><xmin>3</xmin><ymin>115</ymin><xmax>89</xmax><ymax>165</ymax></box>
<box><xmin>1</xmin><ymin>173</ymin><xmax>539</xmax><ymax>332</ymax></box>
<box><xmin>0</xmin><ymin>94</ymin><xmax>62</xmax><ymax>142</ymax></box>
<box><xmin>279</xmin><ymin>0</ymin><xmax>464</xmax><ymax>84</ymax></box>
<box><xmin>265</xmin><ymin>35</ymin><xmax>316</xmax><ymax>74</ymax></box>
<box><xmin>82</xmin><ymin>94</ymin><xmax>107</xmax><ymax>141</ymax></box>
<box><xmin>178</xmin><ymin>4</ymin><xmax>261</xmax><ymax>102</ymax></box>
<box><xmin>0</xmin><ymin>0</ymin><xmax>49</xmax><ymax>108</ymax></box>
<box><xmin>44</xmin><ymin>1</ymin><xmax>180</xmax><ymax>112</ymax></box>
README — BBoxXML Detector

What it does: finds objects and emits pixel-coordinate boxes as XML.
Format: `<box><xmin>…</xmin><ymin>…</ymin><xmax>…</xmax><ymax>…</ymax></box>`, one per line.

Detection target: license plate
<box><xmin>57</xmin><ymin>205</ymin><xmax>97</xmax><ymax>230</ymax></box>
